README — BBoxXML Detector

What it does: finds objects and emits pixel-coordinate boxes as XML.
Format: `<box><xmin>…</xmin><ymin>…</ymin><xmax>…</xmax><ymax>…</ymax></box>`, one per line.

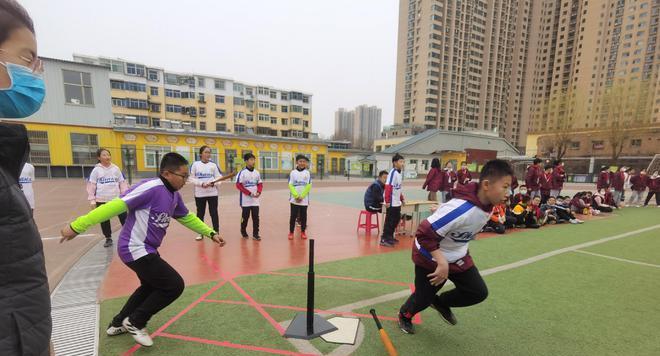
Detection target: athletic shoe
<box><xmin>288</xmin><ymin>233</ymin><xmax>294</xmax><ymax>240</ymax></box>
<box><xmin>103</xmin><ymin>238</ymin><xmax>113</xmax><ymax>248</ymax></box>
<box><xmin>430</xmin><ymin>304</ymin><xmax>458</xmax><ymax>325</ymax></box>
<box><xmin>195</xmin><ymin>235</ymin><xmax>204</xmax><ymax>241</ymax></box>
<box><xmin>122</xmin><ymin>317</ymin><xmax>153</xmax><ymax>347</ymax></box>
<box><xmin>301</xmin><ymin>232</ymin><xmax>308</xmax><ymax>240</ymax></box>
<box><xmin>380</xmin><ymin>240</ymin><xmax>395</xmax><ymax>247</ymax></box>
<box><xmin>106</xmin><ymin>323</ymin><xmax>127</xmax><ymax>336</ymax></box>
<box><xmin>241</xmin><ymin>231</ymin><xmax>249</xmax><ymax>239</ymax></box>
<box><xmin>393</xmin><ymin>238</ymin><xmax>400</xmax><ymax>244</ymax></box>
<box><xmin>398</xmin><ymin>313</ymin><xmax>415</xmax><ymax>334</ymax></box>
<box><xmin>253</xmin><ymin>236</ymin><xmax>262</xmax><ymax>241</ymax></box>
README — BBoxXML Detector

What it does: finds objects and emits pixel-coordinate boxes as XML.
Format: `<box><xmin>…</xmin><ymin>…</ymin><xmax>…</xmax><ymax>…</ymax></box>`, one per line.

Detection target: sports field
<box><xmin>97</xmin><ymin>206</ymin><xmax>660</xmax><ymax>356</ymax></box>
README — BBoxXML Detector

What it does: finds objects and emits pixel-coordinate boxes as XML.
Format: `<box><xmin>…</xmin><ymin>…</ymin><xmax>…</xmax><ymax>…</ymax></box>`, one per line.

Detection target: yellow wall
<box><xmin>525</xmin><ymin>134</ymin><xmax>540</xmax><ymax>158</ymax></box>
<box><xmin>440</xmin><ymin>152</ymin><xmax>466</xmax><ymax>168</ymax></box>
<box><xmin>373</xmin><ymin>136</ymin><xmax>409</xmax><ymax>152</ymax></box>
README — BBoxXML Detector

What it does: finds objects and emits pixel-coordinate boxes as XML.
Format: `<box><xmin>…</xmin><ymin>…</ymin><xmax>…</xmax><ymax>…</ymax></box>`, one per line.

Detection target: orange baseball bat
<box><xmin>370</xmin><ymin>309</ymin><xmax>398</xmax><ymax>356</ymax></box>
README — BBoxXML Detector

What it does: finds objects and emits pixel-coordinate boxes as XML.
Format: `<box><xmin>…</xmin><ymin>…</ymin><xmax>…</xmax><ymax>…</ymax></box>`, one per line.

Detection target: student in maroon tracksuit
<box><xmin>540</xmin><ymin>165</ymin><xmax>553</xmax><ymax>204</ymax></box>
<box><xmin>551</xmin><ymin>160</ymin><xmax>565</xmax><ymax>198</ymax></box>
<box><xmin>525</xmin><ymin>158</ymin><xmax>542</xmax><ymax>199</ymax></box>
<box><xmin>644</xmin><ymin>171</ymin><xmax>660</xmax><ymax>207</ymax></box>
<box><xmin>457</xmin><ymin>162</ymin><xmax>472</xmax><ymax>186</ymax></box>
<box><xmin>611</xmin><ymin>167</ymin><xmax>625</xmax><ymax>208</ymax></box>
<box><xmin>628</xmin><ymin>169</ymin><xmax>648</xmax><ymax>207</ymax></box>
<box><xmin>422</xmin><ymin>158</ymin><xmax>443</xmax><ymax>202</ymax></box>
<box><xmin>596</xmin><ymin>166</ymin><xmax>610</xmax><ymax>191</ymax></box>
<box><xmin>440</xmin><ymin>162</ymin><xmax>457</xmax><ymax>203</ymax></box>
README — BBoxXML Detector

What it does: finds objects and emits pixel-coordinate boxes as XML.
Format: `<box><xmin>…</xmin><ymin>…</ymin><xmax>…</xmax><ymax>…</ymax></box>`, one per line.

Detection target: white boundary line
<box><xmin>574</xmin><ymin>250</ymin><xmax>660</xmax><ymax>269</ymax></box>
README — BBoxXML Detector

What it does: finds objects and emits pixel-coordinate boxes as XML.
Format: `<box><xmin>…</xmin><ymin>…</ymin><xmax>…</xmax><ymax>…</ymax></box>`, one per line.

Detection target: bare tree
<box><xmin>537</xmin><ymin>88</ymin><xmax>582</xmax><ymax>160</ymax></box>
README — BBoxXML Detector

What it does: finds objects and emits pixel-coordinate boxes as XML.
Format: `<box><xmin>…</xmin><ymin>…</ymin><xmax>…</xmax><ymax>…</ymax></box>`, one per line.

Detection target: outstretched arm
<box><xmin>62</xmin><ymin>198</ymin><xmax>128</xmax><ymax>242</ymax></box>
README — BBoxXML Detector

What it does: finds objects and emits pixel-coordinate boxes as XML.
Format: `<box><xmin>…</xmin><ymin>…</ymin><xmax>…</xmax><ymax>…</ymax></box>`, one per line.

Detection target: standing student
<box><xmin>397</xmin><ymin>160</ymin><xmax>513</xmax><ymax>334</ymax></box>
<box><xmin>422</xmin><ymin>158</ymin><xmax>443</xmax><ymax>202</ymax></box>
<box><xmin>189</xmin><ymin>146</ymin><xmax>236</xmax><ymax>240</ymax></box>
<box><xmin>540</xmin><ymin>165</ymin><xmax>553</xmax><ymax>204</ymax></box>
<box><xmin>236</xmin><ymin>153</ymin><xmax>263</xmax><ymax>240</ymax></box>
<box><xmin>525</xmin><ymin>158</ymin><xmax>542</xmax><ymax>199</ymax></box>
<box><xmin>381</xmin><ymin>153</ymin><xmax>405</xmax><ymax>247</ymax></box>
<box><xmin>622</xmin><ymin>167</ymin><xmax>633</xmax><ymax>203</ymax></box>
<box><xmin>365</xmin><ymin>170</ymin><xmax>388</xmax><ymax>213</ymax></box>
<box><xmin>60</xmin><ymin>153</ymin><xmax>225</xmax><ymax>347</ymax></box>
<box><xmin>644</xmin><ymin>171</ymin><xmax>660</xmax><ymax>207</ymax></box>
<box><xmin>457</xmin><ymin>162</ymin><xmax>472</xmax><ymax>186</ymax></box>
<box><xmin>19</xmin><ymin>161</ymin><xmax>35</xmax><ymax>214</ymax></box>
<box><xmin>550</xmin><ymin>159</ymin><xmax>565</xmax><ymax>198</ymax></box>
<box><xmin>596</xmin><ymin>166</ymin><xmax>610</xmax><ymax>191</ymax></box>
<box><xmin>87</xmin><ymin>148</ymin><xmax>128</xmax><ymax>247</ymax></box>
<box><xmin>611</xmin><ymin>166</ymin><xmax>625</xmax><ymax>208</ymax></box>
<box><xmin>440</xmin><ymin>162</ymin><xmax>457</xmax><ymax>203</ymax></box>
<box><xmin>628</xmin><ymin>169</ymin><xmax>648</xmax><ymax>207</ymax></box>
<box><xmin>288</xmin><ymin>155</ymin><xmax>312</xmax><ymax>240</ymax></box>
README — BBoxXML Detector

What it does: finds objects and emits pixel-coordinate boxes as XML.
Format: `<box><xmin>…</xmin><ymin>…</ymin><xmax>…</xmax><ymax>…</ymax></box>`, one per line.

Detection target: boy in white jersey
<box><xmin>381</xmin><ymin>153</ymin><xmax>405</xmax><ymax>247</ymax></box>
<box><xmin>19</xmin><ymin>162</ymin><xmax>35</xmax><ymax>214</ymax></box>
<box><xmin>288</xmin><ymin>155</ymin><xmax>312</xmax><ymax>240</ymax></box>
<box><xmin>87</xmin><ymin>148</ymin><xmax>128</xmax><ymax>247</ymax></box>
<box><xmin>189</xmin><ymin>145</ymin><xmax>236</xmax><ymax>240</ymax></box>
<box><xmin>398</xmin><ymin>159</ymin><xmax>513</xmax><ymax>334</ymax></box>
<box><xmin>236</xmin><ymin>153</ymin><xmax>263</xmax><ymax>240</ymax></box>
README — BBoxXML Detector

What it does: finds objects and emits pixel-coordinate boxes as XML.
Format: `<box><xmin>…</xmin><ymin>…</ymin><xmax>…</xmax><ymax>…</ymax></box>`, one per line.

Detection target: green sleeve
<box><xmin>300</xmin><ymin>183</ymin><xmax>312</xmax><ymax>199</ymax></box>
<box><xmin>288</xmin><ymin>183</ymin><xmax>299</xmax><ymax>198</ymax></box>
<box><xmin>176</xmin><ymin>212</ymin><xmax>216</xmax><ymax>238</ymax></box>
<box><xmin>70</xmin><ymin>198</ymin><xmax>128</xmax><ymax>234</ymax></box>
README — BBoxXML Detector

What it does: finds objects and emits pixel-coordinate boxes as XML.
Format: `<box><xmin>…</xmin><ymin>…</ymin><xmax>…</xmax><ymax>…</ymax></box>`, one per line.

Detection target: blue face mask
<box><xmin>0</xmin><ymin>62</ymin><xmax>46</xmax><ymax>118</ymax></box>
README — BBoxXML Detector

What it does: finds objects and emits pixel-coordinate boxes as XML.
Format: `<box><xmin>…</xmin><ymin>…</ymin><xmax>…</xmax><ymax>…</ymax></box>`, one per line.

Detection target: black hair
<box><xmin>548</xmin><ymin>196</ymin><xmax>557</xmax><ymax>200</ymax></box>
<box><xmin>392</xmin><ymin>153</ymin><xmax>404</xmax><ymax>162</ymax></box>
<box><xmin>521</xmin><ymin>195</ymin><xmax>531</xmax><ymax>204</ymax></box>
<box><xmin>378</xmin><ymin>170</ymin><xmax>389</xmax><ymax>177</ymax></box>
<box><xmin>554</xmin><ymin>159</ymin><xmax>562</xmax><ymax>166</ymax></box>
<box><xmin>160</xmin><ymin>152</ymin><xmax>188</xmax><ymax>173</ymax></box>
<box><xmin>295</xmin><ymin>154</ymin><xmax>310</xmax><ymax>162</ymax></box>
<box><xmin>431</xmin><ymin>158</ymin><xmax>441</xmax><ymax>169</ymax></box>
<box><xmin>533</xmin><ymin>158</ymin><xmax>542</xmax><ymax>165</ymax></box>
<box><xmin>479</xmin><ymin>159</ymin><xmax>514</xmax><ymax>183</ymax></box>
<box><xmin>243</xmin><ymin>152</ymin><xmax>255</xmax><ymax>161</ymax></box>
<box><xmin>198</xmin><ymin>145</ymin><xmax>210</xmax><ymax>155</ymax></box>
<box><xmin>544</xmin><ymin>165</ymin><xmax>553</xmax><ymax>170</ymax></box>
<box><xmin>0</xmin><ymin>0</ymin><xmax>34</xmax><ymax>45</ymax></box>
<box><xmin>96</xmin><ymin>147</ymin><xmax>110</xmax><ymax>158</ymax></box>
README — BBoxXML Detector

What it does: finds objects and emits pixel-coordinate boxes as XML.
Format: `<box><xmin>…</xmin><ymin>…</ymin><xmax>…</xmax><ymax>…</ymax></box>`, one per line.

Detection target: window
<box><xmin>290</xmin><ymin>105</ymin><xmax>303</xmax><ymax>113</ymax></box>
<box><xmin>592</xmin><ymin>140</ymin><xmax>604</xmax><ymax>150</ymax></box>
<box><xmin>257</xmin><ymin>87</ymin><xmax>269</xmax><ymax>95</ymax></box>
<box><xmin>270</xmin><ymin>117</ymin><xmax>277</xmax><ymax>125</ymax></box>
<box><xmin>422</xmin><ymin>160</ymin><xmax>429</xmax><ymax>170</ymax></box>
<box><xmin>270</xmin><ymin>91</ymin><xmax>277</xmax><ymax>99</ymax></box>
<box><xmin>199</xmin><ymin>122</ymin><xmax>206</xmax><ymax>131</ymax></box>
<box><xmin>246</xmin><ymin>114</ymin><xmax>254</xmax><ymax>122</ymax></box>
<box><xmin>234</xmin><ymin>124</ymin><xmax>246</xmax><ymax>133</ymax></box>
<box><xmin>126</xmin><ymin>63</ymin><xmax>145</xmax><ymax>77</ymax></box>
<box><xmin>260</xmin><ymin>151</ymin><xmax>278</xmax><ymax>169</ymax></box>
<box><xmin>151</xmin><ymin>117</ymin><xmax>160</xmax><ymax>127</ymax></box>
<box><xmin>631</xmin><ymin>138</ymin><xmax>642</xmax><ymax>147</ymax></box>
<box><xmin>147</xmin><ymin>69</ymin><xmax>159</xmax><ymax>81</ymax></box>
<box><xmin>292</xmin><ymin>118</ymin><xmax>301</xmax><ymax>125</ymax></box>
<box><xmin>165</xmin><ymin>89</ymin><xmax>182</xmax><ymax>98</ymax></box>
<box><xmin>234</xmin><ymin>111</ymin><xmax>245</xmax><ymax>119</ymax></box>
<box><xmin>63</xmin><ymin>70</ymin><xmax>94</xmax><ymax>105</ymax></box>
<box><xmin>135</xmin><ymin>116</ymin><xmax>149</xmax><ymax>125</ymax></box>
<box><xmin>281</xmin><ymin>118</ymin><xmax>288</xmax><ymax>125</ymax></box>
<box><xmin>215</xmin><ymin>95</ymin><xmax>225</xmax><ymax>103</ymax></box>
<box><xmin>70</xmin><ymin>133</ymin><xmax>98</xmax><ymax>164</ymax></box>
<box><xmin>270</xmin><ymin>104</ymin><xmax>277</xmax><ymax>111</ymax></box>
<box><xmin>281</xmin><ymin>106</ymin><xmax>288</xmax><ymax>113</ymax></box>
<box><xmin>144</xmin><ymin>145</ymin><xmax>171</xmax><ymax>168</ymax></box>
<box><xmin>215</xmin><ymin>109</ymin><xmax>226</xmax><ymax>118</ymax></box>
<box><xmin>149</xmin><ymin>86</ymin><xmax>159</xmax><ymax>96</ymax></box>
<box><xmin>214</xmin><ymin>79</ymin><xmax>225</xmax><ymax>90</ymax></box>
<box><xmin>233</xmin><ymin>83</ymin><xmax>243</xmax><ymax>92</ymax></box>
<box><xmin>199</xmin><ymin>107</ymin><xmax>206</xmax><ymax>116</ymax></box>
<box><xmin>303</xmin><ymin>108</ymin><xmax>309</xmax><ymax>115</ymax></box>
<box><xmin>149</xmin><ymin>103</ymin><xmax>161</xmax><ymax>112</ymax></box>
<box><xmin>216</xmin><ymin>123</ymin><xmax>226</xmax><ymax>131</ymax></box>
<box><xmin>27</xmin><ymin>130</ymin><xmax>50</xmax><ymax>164</ymax></box>
<box><xmin>258</xmin><ymin>114</ymin><xmax>269</xmax><ymax>121</ymax></box>
<box><xmin>166</xmin><ymin>104</ymin><xmax>182</xmax><ymax>113</ymax></box>
<box><xmin>197</xmin><ymin>77</ymin><xmax>205</xmax><ymax>88</ymax></box>
<box><xmin>234</xmin><ymin>97</ymin><xmax>245</xmax><ymax>106</ymax></box>
<box><xmin>198</xmin><ymin>93</ymin><xmax>205</xmax><ymax>102</ymax></box>
<box><xmin>281</xmin><ymin>92</ymin><xmax>288</xmax><ymax>100</ymax></box>
<box><xmin>258</xmin><ymin>100</ymin><xmax>270</xmax><ymax>109</ymax></box>
<box><xmin>110</xmin><ymin>80</ymin><xmax>145</xmax><ymax>92</ymax></box>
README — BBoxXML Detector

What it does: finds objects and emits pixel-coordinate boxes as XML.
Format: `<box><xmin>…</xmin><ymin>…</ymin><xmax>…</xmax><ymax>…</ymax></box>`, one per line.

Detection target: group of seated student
<box><xmin>483</xmin><ymin>184</ymin><xmax>584</xmax><ymax>234</ymax></box>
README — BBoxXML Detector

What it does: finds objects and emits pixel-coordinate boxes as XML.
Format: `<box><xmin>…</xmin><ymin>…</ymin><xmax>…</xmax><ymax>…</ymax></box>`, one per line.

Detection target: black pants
<box><xmin>486</xmin><ymin>220</ymin><xmax>506</xmax><ymax>234</ymax></box>
<box><xmin>595</xmin><ymin>205</ymin><xmax>613</xmax><ymax>213</ymax></box>
<box><xmin>195</xmin><ymin>196</ymin><xmax>219</xmax><ymax>232</ymax></box>
<box><xmin>541</xmin><ymin>192</ymin><xmax>550</xmax><ymax>205</ymax></box>
<box><xmin>241</xmin><ymin>206</ymin><xmax>260</xmax><ymax>236</ymax></box>
<box><xmin>645</xmin><ymin>191</ymin><xmax>659</xmax><ymax>206</ymax></box>
<box><xmin>289</xmin><ymin>204</ymin><xmax>308</xmax><ymax>233</ymax></box>
<box><xmin>555</xmin><ymin>208</ymin><xmax>575</xmax><ymax>221</ymax></box>
<box><xmin>381</xmin><ymin>206</ymin><xmax>401</xmax><ymax>242</ymax></box>
<box><xmin>97</xmin><ymin>202</ymin><xmax>127</xmax><ymax>238</ymax></box>
<box><xmin>111</xmin><ymin>254</ymin><xmax>184</xmax><ymax>329</ymax></box>
<box><xmin>400</xmin><ymin>264</ymin><xmax>488</xmax><ymax>317</ymax></box>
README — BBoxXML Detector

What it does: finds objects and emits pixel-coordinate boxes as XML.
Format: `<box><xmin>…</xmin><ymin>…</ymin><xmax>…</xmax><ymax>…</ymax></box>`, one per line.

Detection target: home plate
<box><xmin>320</xmin><ymin>317</ymin><xmax>360</xmax><ymax>345</ymax></box>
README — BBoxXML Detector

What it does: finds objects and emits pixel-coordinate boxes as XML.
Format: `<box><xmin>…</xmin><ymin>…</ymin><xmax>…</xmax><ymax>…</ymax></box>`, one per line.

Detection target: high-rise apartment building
<box><xmin>334</xmin><ymin>108</ymin><xmax>355</xmax><ymax>141</ymax></box>
<box><xmin>333</xmin><ymin>105</ymin><xmax>382</xmax><ymax>150</ymax></box>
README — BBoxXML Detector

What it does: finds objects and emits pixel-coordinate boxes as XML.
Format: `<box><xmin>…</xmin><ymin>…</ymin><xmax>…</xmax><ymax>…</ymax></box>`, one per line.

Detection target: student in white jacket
<box><xmin>87</xmin><ymin>148</ymin><xmax>128</xmax><ymax>247</ymax></box>
<box><xmin>189</xmin><ymin>146</ymin><xmax>236</xmax><ymax>240</ymax></box>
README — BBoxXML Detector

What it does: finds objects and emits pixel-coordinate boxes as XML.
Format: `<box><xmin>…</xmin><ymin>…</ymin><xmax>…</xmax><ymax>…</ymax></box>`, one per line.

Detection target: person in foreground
<box><xmin>398</xmin><ymin>159</ymin><xmax>513</xmax><ymax>334</ymax></box>
<box><xmin>60</xmin><ymin>153</ymin><xmax>225</xmax><ymax>347</ymax></box>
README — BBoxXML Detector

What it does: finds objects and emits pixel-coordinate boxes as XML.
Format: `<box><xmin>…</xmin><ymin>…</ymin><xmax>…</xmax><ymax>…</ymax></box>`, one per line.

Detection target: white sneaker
<box><xmin>122</xmin><ymin>317</ymin><xmax>153</xmax><ymax>347</ymax></box>
<box><xmin>106</xmin><ymin>324</ymin><xmax>127</xmax><ymax>336</ymax></box>
<box><xmin>569</xmin><ymin>219</ymin><xmax>579</xmax><ymax>224</ymax></box>
<box><xmin>195</xmin><ymin>235</ymin><xmax>204</xmax><ymax>241</ymax></box>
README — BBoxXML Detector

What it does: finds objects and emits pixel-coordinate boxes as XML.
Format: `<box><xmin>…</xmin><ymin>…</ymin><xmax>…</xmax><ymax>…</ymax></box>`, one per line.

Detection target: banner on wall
<box><xmin>468</xmin><ymin>162</ymin><xmax>478</xmax><ymax>172</ymax></box>
<box><xmin>281</xmin><ymin>152</ymin><xmax>293</xmax><ymax>171</ymax></box>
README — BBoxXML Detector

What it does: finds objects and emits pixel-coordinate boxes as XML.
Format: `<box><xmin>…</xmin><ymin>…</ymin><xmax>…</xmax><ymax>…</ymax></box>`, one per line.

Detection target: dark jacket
<box><xmin>597</xmin><ymin>171</ymin><xmax>610</xmax><ymax>190</ymax></box>
<box><xmin>551</xmin><ymin>166</ymin><xmax>565</xmax><ymax>190</ymax></box>
<box><xmin>441</xmin><ymin>169</ymin><xmax>457</xmax><ymax>191</ymax></box>
<box><xmin>648</xmin><ymin>176</ymin><xmax>660</xmax><ymax>192</ymax></box>
<box><xmin>630</xmin><ymin>174</ymin><xmax>648</xmax><ymax>191</ymax></box>
<box><xmin>525</xmin><ymin>165</ymin><xmax>541</xmax><ymax>190</ymax></box>
<box><xmin>457</xmin><ymin>168</ymin><xmax>472</xmax><ymax>185</ymax></box>
<box><xmin>540</xmin><ymin>172</ymin><xmax>553</xmax><ymax>193</ymax></box>
<box><xmin>364</xmin><ymin>179</ymin><xmax>385</xmax><ymax>211</ymax></box>
<box><xmin>611</xmin><ymin>171</ymin><xmax>625</xmax><ymax>191</ymax></box>
<box><xmin>0</xmin><ymin>123</ymin><xmax>51</xmax><ymax>356</ymax></box>
<box><xmin>422</xmin><ymin>167</ymin><xmax>443</xmax><ymax>192</ymax></box>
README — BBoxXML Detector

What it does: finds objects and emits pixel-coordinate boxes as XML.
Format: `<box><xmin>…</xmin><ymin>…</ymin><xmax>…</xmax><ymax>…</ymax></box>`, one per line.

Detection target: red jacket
<box><xmin>551</xmin><ymin>166</ymin><xmax>565</xmax><ymax>190</ymax></box>
<box><xmin>441</xmin><ymin>170</ymin><xmax>457</xmax><ymax>191</ymax></box>
<box><xmin>648</xmin><ymin>176</ymin><xmax>660</xmax><ymax>192</ymax></box>
<box><xmin>597</xmin><ymin>171</ymin><xmax>610</xmax><ymax>190</ymax></box>
<box><xmin>611</xmin><ymin>171</ymin><xmax>625</xmax><ymax>191</ymax></box>
<box><xmin>422</xmin><ymin>167</ymin><xmax>443</xmax><ymax>192</ymax></box>
<box><xmin>457</xmin><ymin>168</ymin><xmax>472</xmax><ymax>185</ymax></box>
<box><xmin>525</xmin><ymin>165</ymin><xmax>541</xmax><ymax>190</ymax></box>
<box><xmin>540</xmin><ymin>172</ymin><xmax>553</xmax><ymax>192</ymax></box>
<box><xmin>630</xmin><ymin>174</ymin><xmax>648</xmax><ymax>191</ymax></box>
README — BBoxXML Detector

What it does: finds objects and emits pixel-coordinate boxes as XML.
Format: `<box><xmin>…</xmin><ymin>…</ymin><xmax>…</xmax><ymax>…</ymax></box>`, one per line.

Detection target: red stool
<box><xmin>357</xmin><ymin>210</ymin><xmax>380</xmax><ymax>234</ymax></box>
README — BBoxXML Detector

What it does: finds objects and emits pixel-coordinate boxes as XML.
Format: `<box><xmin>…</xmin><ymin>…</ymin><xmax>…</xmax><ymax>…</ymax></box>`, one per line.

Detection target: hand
<box><xmin>89</xmin><ymin>201</ymin><xmax>96</xmax><ymax>210</ymax></box>
<box><xmin>401</xmin><ymin>201</ymin><xmax>406</xmax><ymax>207</ymax></box>
<box><xmin>202</xmin><ymin>182</ymin><xmax>210</xmax><ymax>188</ymax></box>
<box><xmin>427</xmin><ymin>261</ymin><xmax>449</xmax><ymax>286</ymax></box>
<box><xmin>295</xmin><ymin>197</ymin><xmax>302</xmax><ymax>203</ymax></box>
<box><xmin>60</xmin><ymin>225</ymin><xmax>78</xmax><ymax>243</ymax></box>
<box><xmin>210</xmin><ymin>233</ymin><xmax>226</xmax><ymax>246</ymax></box>
<box><xmin>430</xmin><ymin>204</ymin><xmax>438</xmax><ymax>213</ymax></box>
<box><xmin>385</xmin><ymin>203</ymin><xmax>391</xmax><ymax>209</ymax></box>
<box><xmin>254</xmin><ymin>191</ymin><xmax>261</xmax><ymax>198</ymax></box>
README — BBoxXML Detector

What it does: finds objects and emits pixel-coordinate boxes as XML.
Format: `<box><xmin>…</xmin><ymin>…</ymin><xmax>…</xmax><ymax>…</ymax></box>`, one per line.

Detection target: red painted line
<box><xmin>203</xmin><ymin>299</ymin><xmax>401</xmax><ymax>323</ymax></box>
<box><xmin>123</xmin><ymin>280</ymin><xmax>227</xmax><ymax>355</ymax></box>
<box><xmin>158</xmin><ymin>332</ymin><xmax>317</xmax><ymax>356</ymax></box>
<box><xmin>226</xmin><ymin>278</ymin><xmax>286</xmax><ymax>335</ymax></box>
<box><xmin>266</xmin><ymin>271</ymin><xmax>411</xmax><ymax>287</ymax></box>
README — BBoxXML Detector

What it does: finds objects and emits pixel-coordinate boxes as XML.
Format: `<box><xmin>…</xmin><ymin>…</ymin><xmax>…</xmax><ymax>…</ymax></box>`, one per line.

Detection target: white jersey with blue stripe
<box><xmin>385</xmin><ymin>168</ymin><xmax>404</xmax><ymax>207</ymax></box>
<box><xmin>423</xmin><ymin>198</ymin><xmax>490</xmax><ymax>262</ymax></box>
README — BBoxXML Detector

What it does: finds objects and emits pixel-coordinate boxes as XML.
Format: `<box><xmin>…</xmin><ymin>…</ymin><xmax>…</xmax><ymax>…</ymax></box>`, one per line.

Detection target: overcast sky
<box><xmin>21</xmin><ymin>0</ymin><xmax>399</xmax><ymax>137</ymax></box>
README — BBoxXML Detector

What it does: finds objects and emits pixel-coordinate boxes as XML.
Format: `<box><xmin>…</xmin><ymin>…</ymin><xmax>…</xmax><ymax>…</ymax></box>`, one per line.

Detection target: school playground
<box><xmin>36</xmin><ymin>179</ymin><xmax>660</xmax><ymax>356</ymax></box>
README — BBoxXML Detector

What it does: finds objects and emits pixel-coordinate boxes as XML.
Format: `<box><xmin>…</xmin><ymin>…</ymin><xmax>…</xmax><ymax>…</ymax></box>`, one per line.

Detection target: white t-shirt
<box><xmin>289</xmin><ymin>169</ymin><xmax>312</xmax><ymax>206</ymax></box>
<box><xmin>189</xmin><ymin>161</ymin><xmax>223</xmax><ymax>198</ymax></box>
<box><xmin>88</xmin><ymin>163</ymin><xmax>125</xmax><ymax>203</ymax></box>
<box><xmin>19</xmin><ymin>163</ymin><xmax>35</xmax><ymax>209</ymax></box>
<box><xmin>384</xmin><ymin>168</ymin><xmax>404</xmax><ymax>207</ymax></box>
<box><xmin>236</xmin><ymin>167</ymin><xmax>262</xmax><ymax>207</ymax></box>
